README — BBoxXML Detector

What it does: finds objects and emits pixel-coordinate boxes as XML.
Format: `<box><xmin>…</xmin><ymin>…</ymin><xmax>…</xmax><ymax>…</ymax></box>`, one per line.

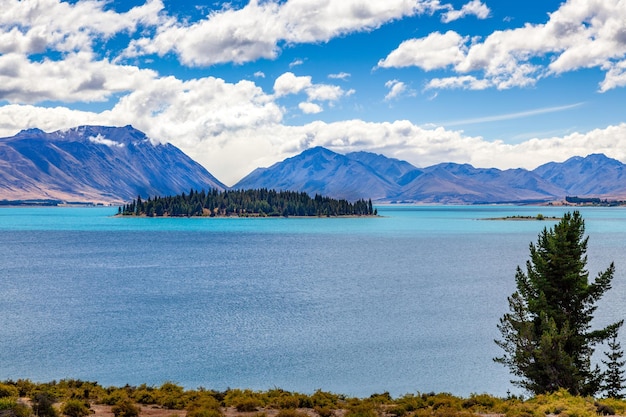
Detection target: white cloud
<box><xmin>0</xmin><ymin>52</ymin><xmax>158</xmax><ymax>103</ymax></box>
<box><xmin>379</xmin><ymin>0</ymin><xmax>626</xmax><ymax>91</ymax></box>
<box><xmin>441</xmin><ymin>0</ymin><xmax>490</xmax><ymax>23</ymax></box>
<box><xmin>384</xmin><ymin>80</ymin><xmax>408</xmax><ymax>101</ymax></box>
<box><xmin>273</xmin><ymin>72</ymin><xmax>313</xmax><ymax>97</ymax></box>
<box><xmin>441</xmin><ymin>103</ymin><xmax>585</xmax><ymax>126</ymax></box>
<box><xmin>289</xmin><ymin>59</ymin><xmax>304</xmax><ymax>68</ymax></box>
<box><xmin>424</xmin><ymin>75</ymin><xmax>491</xmax><ymax>90</ymax></box>
<box><xmin>254</xmin><ymin>71</ymin><xmax>266</xmax><ymax>78</ymax></box>
<box><xmin>0</xmin><ymin>0</ymin><xmax>165</xmax><ymax>55</ymax></box>
<box><xmin>377</xmin><ymin>31</ymin><xmax>467</xmax><ymax>70</ymax></box>
<box><xmin>328</xmin><ymin>72</ymin><xmax>351</xmax><ymax>80</ymax></box>
<box><xmin>122</xmin><ymin>0</ymin><xmax>441</xmax><ymax>66</ymax></box>
<box><xmin>299</xmin><ymin>102</ymin><xmax>323</xmax><ymax>114</ymax></box>
<box><xmin>89</xmin><ymin>134</ymin><xmax>125</xmax><ymax>148</ymax></box>
<box><xmin>273</xmin><ymin>72</ymin><xmax>353</xmax><ymax>102</ymax></box>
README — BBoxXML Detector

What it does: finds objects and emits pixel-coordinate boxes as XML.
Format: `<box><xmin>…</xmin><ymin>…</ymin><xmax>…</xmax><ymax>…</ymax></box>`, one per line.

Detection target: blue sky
<box><xmin>1</xmin><ymin>0</ymin><xmax>626</xmax><ymax>185</ymax></box>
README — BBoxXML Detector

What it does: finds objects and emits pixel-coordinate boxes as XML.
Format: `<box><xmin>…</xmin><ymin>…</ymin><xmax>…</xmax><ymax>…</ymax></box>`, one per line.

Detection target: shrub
<box><xmin>0</xmin><ymin>384</ymin><xmax>18</xmax><ymax>399</ymax></box>
<box><xmin>187</xmin><ymin>409</ymin><xmax>223</xmax><ymax>417</ymax></box>
<box><xmin>595</xmin><ymin>403</ymin><xmax>615</xmax><ymax>416</ymax></box>
<box><xmin>426</xmin><ymin>393</ymin><xmax>462</xmax><ymax>411</ymax></box>
<box><xmin>309</xmin><ymin>391</ymin><xmax>342</xmax><ymax>409</ymax></box>
<box><xmin>186</xmin><ymin>392</ymin><xmax>223</xmax><ymax>417</ymax></box>
<box><xmin>594</xmin><ymin>398</ymin><xmax>626</xmax><ymax>415</ymax></box>
<box><xmin>14</xmin><ymin>380</ymin><xmax>36</xmax><ymax>398</ymax></box>
<box><xmin>111</xmin><ymin>399</ymin><xmax>140</xmax><ymax>417</ymax></box>
<box><xmin>314</xmin><ymin>406</ymin><xmax>334</xmax><ymax>417</ymax></box>
<box><xmin>344</xmin><ymin>402</ymin><xmax>378</xmax><ymax>417</ymax></box>
<box><xmin>223</xmin><ymin>389</ymin><xmax>263</xmax><ymax>412</ymax></box>
<box><xmin>32</xmin><ymin>392</ymin><xmax>59</xmax><ymax>417</ymax></box>
<box><xmin>0</xmin><ymin>399</ymin><xmax>31</xmax><ymax>417</ymax></box>
<box><xmin>461</xmin><ymin>393</ymin><xmax>501</xmax><ymax>410</ymax></box>
<box><xmin>235</xmin><ymin>399</ymin><xmax>262</xmax><ymax>412</ymax></box>
<box><xmin>156</xmin><ymin>382</ymin><xmax>186</xmax><ymax>409</ymax></box>
<box><xmin>0</xmin><ymin>398</ymin><xmax>17</xmax><ymax>410</ymax></box>
<box><xmin>102</xmin><ymin>390</ymin><xmax>128</xmax><ymax>406</ymax></box>
<box><xmin>60</xmin><ymin>399</ymin><xmax>91</xmax><ymax>417</ymax></box>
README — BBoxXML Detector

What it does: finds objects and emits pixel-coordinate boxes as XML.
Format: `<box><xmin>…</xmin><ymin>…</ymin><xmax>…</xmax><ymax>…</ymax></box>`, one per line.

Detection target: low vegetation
<box><xmin>2</xmin><ymin>380</ymin><xmax>626</xmax><ymax>417</ymax></box>
<box><xmin>118</xmin><ymin>189</ymin><xmax>377</xmax><ymax>217</ymax></box>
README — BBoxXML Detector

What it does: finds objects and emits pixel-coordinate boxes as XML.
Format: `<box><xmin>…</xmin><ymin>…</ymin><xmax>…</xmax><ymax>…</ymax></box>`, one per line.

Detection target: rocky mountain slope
<box><xmin>234</xmin><ymin>147</ymin><xmax>626</xmax><ymax>203</ymax></box>
<box><xmin>0</xmin><ymin>125</ymin><xmax>225</xmax><ymax>204</ymax></box>
<box><xmin>4</xmin><ymin>124</ymin><xmax>625</xmax><ymax>205</ymax></box>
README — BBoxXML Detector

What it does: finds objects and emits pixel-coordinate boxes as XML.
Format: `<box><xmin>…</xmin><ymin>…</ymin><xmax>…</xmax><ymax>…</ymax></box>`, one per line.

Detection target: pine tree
<box><xmin>495</xmin><ymin>211</ymin><xmax>623</xmax><ymax>396</ymax></box>
<box><xmin>602</xmin><ymin>332</ymin><xmax>626</xmax><ymax>398</ymax></box>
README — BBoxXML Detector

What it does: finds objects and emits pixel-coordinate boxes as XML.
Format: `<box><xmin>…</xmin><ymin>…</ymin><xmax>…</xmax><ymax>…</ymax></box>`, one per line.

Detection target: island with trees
<box><xmin>118</xmin><ymin>189</ymin><xmax>377</xmax><ymax>217</ymax></box>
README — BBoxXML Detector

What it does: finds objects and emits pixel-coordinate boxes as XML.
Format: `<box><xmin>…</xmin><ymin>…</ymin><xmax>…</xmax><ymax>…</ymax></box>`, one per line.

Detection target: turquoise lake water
<box><xmin>1</xmin><ymin>205</ymin><xmax>626</xmax><ymax>397</ymax></box>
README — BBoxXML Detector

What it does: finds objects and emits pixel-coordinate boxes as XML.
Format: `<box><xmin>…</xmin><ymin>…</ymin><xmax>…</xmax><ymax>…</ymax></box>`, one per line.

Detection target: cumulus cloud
<box><xmin>377</xmin><ymin>31</ymin><xmax>467</xmax><ymax>70</ymax></box>
<box><xmin>379</xmin><ymin>0</ymin><xmax>626</xmax><ymax>91</ymax></box>
<box><xmin>273</xmin><ymin>72</ymin><xmax>353</xmax><ymax>103</ymax></box>
<box><xmin>441</xmin><ymin>0</ymin><xmax>490</xmax><ymax>23</ymax></box>
<box><xmin>121</xmin><ymin>0</ymin><xmax>440</xmax><ymax>66</ymax></box>
<box><xmin>0</xmin><ymin>0</ymin><xmax>165</xmax><ymax>55</ymax></box>
<box><xmin>384</xmin><ymin>80</ymin><xmax>408</xmax><ymax>100</ymax></box>
<box><xmin>273</xmin><ymin>72</ymin><xmax>313</xmax><ymax>97</ymax></box>
<box><xmin>0</xmin><ymin>52</ymin><xmax>158</xmax><ymax>103</ymax></box>
<box><xmin>298</xmin><ymin>102</ymin><xmax>323</xmax><ymax>114</ymax></box>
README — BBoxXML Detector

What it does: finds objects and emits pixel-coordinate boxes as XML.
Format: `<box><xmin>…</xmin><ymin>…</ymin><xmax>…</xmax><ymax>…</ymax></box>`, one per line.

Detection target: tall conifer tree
<box><xmin>495</xmin><ymin>211</ymin><xmax>622</xmax><ymax>395</ymax></box>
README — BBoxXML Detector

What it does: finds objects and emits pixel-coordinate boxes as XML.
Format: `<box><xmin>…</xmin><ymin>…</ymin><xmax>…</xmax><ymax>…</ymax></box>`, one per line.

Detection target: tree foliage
<box><xmin>495</xmin><ymin>211</ymin><xmax>623</xmax><ymax>396</ymax></box>
<box><xmin>119</xmin><ymin>189</ymin><xmax>376</xmax><ymax>217</ymax></box>
<box><xmin>602</xmin><ymin>332</ymin><xmax>626</xmax><ymax>398</ymax></box>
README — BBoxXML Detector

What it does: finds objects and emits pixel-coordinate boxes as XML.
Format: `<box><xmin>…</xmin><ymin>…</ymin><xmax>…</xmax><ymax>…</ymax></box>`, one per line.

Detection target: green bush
<box><xmin>309</xmin><ymin>390</ymin><xmax>342</xmax><ymax>409</ymax></box>
<box><xmin>235</xmin><ymin>399</ymin><xmax>263</xmax><ymax>412</ymax></box>
<box><xmin>594</xmin><ymin>398</ymin><xmax>626</xmax><ymax>415</ymax></box>
<box><xmin>111</xmin><ymin>399</ymin><xmax>140</xmax><ymax>417</ymax></box>
<box><xmin>344</xmin><ymin>402</ymin><xmax>378</xmax><ymax>417</ymax></box>
<box><xmin>187</xmin><ymin>409</ymin><xmax>223</xmax><ymax>417</ymax></box>
<box><xmin>156</xmin><ymin>382</ymin><xmax>186</xmax><ymax>409</ymax></box>
<box><xmin>0</xmin><ymin>384</ymin><xmax>19</xmax><ymax>399</ymax></box>
<box><xmin>314</xmin><ymin>406</ymin><xmax>334</xmax><ymax>417</ymax></box>
<box><xmin>0</xmin><ymin>398</ymin><xmax>17</xmax><ymax>410</ymax></box>
<box><xmin>223</xmin><ymin>389</ymin><xmax>263</xmax><ymax>412</ymax></box>
<box><xmin>0</xmin><ymin>399</ymin><xmax>31</xmax><ymax>417</ymax></box>
<box><xmin>101</xmin><ymin>389</ymin><xmax>129</xmax><ymax>406</ymax></box>
<box><xmin>32</xmin><ymin>392</ymin><xmax>59</xmax><ymax>417</ymax></box>
<box><xmin>60</xmin><ymin>399</ymin><xmax>91</xmax><ymax>417</ymax></box>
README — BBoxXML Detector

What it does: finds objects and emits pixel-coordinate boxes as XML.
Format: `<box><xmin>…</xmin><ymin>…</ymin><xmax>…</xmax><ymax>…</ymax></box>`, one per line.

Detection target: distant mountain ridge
<box><xmin>3</xmin><ymin>125</ymin><xmax>626</xmax><ymax>205</ymax></box>
<box><xmin>0</xmin><ymin>125</ymin><xmax>225</xmax><ymax>204</ymax></box>
<box><xmin>234</xmin><ymin>147</ymin><xmax>626</xmax><ymax>204</ymax></box>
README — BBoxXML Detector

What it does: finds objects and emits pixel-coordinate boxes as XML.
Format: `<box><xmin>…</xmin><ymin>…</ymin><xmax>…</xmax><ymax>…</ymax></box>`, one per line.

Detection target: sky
<box><xmin>2</xmin><ymin>0</ymin><xmax>626</xmax><ymax>186</ymax></box>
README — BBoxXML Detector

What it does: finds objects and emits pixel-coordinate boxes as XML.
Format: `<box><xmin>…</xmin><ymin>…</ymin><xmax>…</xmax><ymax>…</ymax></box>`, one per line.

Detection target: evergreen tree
<box><xmin>495</xmin><ymin>211</ymin><xmax>622</xmax><ymax>396</ymax></box>
<box><xmin>602</xmin><ymin>332</ymin><xmax>626</xmax><ymax>398</ymax></box>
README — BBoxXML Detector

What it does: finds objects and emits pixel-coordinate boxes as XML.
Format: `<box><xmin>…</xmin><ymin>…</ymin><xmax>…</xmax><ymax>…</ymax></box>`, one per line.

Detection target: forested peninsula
<box><xmin>118</xmin><ymin>189</ymin><xmax>377</xmax><ymax>217</ymax></box>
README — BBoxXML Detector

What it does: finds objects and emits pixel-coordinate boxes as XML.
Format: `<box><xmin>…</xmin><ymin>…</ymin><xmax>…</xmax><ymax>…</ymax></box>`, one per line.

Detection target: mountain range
<box><xmin>234</xmin><ymin>147</ymin><xmax>626</xmax><ymax>204</ymax></box>
<box><xmin>2</xmin><ymin>125</ymin><xmax>626</xmax><ymax>204</ymax></box>
<box><xmin>0</xmin><ymin>125</ymin><xmax>225</xmax><ymax>204</ymax></box>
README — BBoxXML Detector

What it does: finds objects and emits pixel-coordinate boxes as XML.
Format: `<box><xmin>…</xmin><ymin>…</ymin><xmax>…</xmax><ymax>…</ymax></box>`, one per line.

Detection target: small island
<box><xmin>482</xmin><ymin>214</ymin><xmax>560</xmax><ymax>221</ymax></box>
<box><xmin>118</xmin><ymin>188</ymin><xmax>377</xmax><ymax>217</ymax></box>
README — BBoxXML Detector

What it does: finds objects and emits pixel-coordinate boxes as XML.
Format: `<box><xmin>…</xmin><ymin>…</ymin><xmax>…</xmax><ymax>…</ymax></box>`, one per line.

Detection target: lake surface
<box><xmin>1</xmin><ymin>205</ymin><xmax>626</xmax><ymax>397</ymax></box>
